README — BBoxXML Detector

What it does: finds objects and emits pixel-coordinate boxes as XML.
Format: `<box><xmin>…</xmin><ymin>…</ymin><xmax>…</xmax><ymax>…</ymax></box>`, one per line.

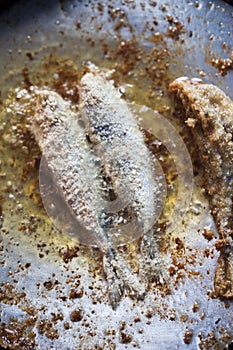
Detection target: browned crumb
<box><xmin>59</xmin><ymin>245</ymin><xmax>80</xmax><ymax>263</ymax></box>
<box><xmin>70</xmin><ymin>308</ymin><xmax>83</xmax><ymax>322</ymax></box>
<box><xmin>0</xmin><ymin>319</ymin><xmax>37</xmax><ymax>349</ymax></box>
<box><xmin>192</xmin><ymin>302</ymin><xmax>199</xmax><ymax>313</ymax></box>
<box><xmin>183</xmin><ymin>328</ymin><xmax>193</xmax><ymax>344</ymax></box>
<box><xmin>202</xmin><ymin>229</ymin><xmax>214</xmax><ymax>241</ymax></box>
<box><xmin>0</xmin><ymin>282</ymin><xmax>26</xmax><ymax>305</ymax></box>
<box><xmin>37</xmin><ymin>319</ymin><xmax>59</xmax><ymax>339</ymax></box>
<box><xmin>119</xmin><ymin>331</ymin><xmax>133</xmax><ymax>344</ymax></box>
<box><xmin>198</xmin><ymin>328</ymin><xmax>232</xmax><ymax>350</ymax></box>
<box><xmin>69</xmin><ymin>287</ymin><xmax>84</xmax><ymax>299</ymax></box>
<box><xmin>211</xmin><ymin>52</ymin><xmax>233</xmax><ymax>76</ymax></box>
<box><xmin>167</xmin><ymin>20</ymin><xmax>186</xmax><ymax>41</ymax></box>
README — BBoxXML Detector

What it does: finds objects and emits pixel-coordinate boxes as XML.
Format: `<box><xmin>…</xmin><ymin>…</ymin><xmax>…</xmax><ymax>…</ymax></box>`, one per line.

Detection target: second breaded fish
<box><xmin>169</xmin><ymin>77</ymin><xmax>233</xmax><ymax>299</ymax></box>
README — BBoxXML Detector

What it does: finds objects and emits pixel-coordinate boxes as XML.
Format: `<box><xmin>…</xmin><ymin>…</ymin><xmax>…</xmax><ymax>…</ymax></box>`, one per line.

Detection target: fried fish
<box><xmin>30</xmin><ymin>69</ymin><xmax>164</xmax><ymax>307</ymax></box>
<box><xmin>169</xmin><ymin>77</ymin><xmax>233</xmax><ymax>299</ymax></box>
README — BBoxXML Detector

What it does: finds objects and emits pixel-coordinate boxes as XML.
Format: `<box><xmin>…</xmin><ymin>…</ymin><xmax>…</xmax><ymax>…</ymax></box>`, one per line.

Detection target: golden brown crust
<box><xmin>169</xmin><ymin>78</ymin><xmax>233</xmax><ymax>299</ymax></box>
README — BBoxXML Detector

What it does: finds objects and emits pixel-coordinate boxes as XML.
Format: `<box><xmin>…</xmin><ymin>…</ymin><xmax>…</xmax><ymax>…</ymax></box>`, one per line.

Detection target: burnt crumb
<box><xmin>160</xmin><ymin>4</ymin><xmax>168</xmax><ymax>12</ymax></box>
<box><xmin>60</xmin><ymin>296</ymin><xmax>67</xmax><ymax>302</ymax></box>
<box><xmin>180</xmin><ymin>314</ymin><xmax>188</xmax><ymax>323</ymax></box>
<box><xmin>43</xmin><ymin>56</ymin><xmax>80</xmax><ymax>104</ymax></box>
<box><xmin>24</xmin><ymin>308</ymin><xmax>37</xmax><ymax>317</ymax></box>
<box><xmin>18</xmin><ymin>214</ymin><xmax>41</xmax><ymax>234</ymax></box>
<box><xmin>37</xmin><ymin>319</ymin><xmax>59</xmax><ymax>339</ymax></box>
<box><xmin>64</xmin><ymin>321</ymin><xmax>70</xmax><ymax>330</ymax></box>
<box><xmin>0</xmin><ymin>319</ymin><xmax>37</xmax><ymax>350</ymax></box>
<box><xmin>166</xmin><ymin>20</ymin><xmax>186</xmax><ymax>41</ymax></box>
<box><xmin>104</xmin><ymin>328</ymin><xmax>116</xmax><ymax>336</ymax></box>
<box><xmin>211</xmin><ymin>53</ymin><xmax>233</xmax><ymax>76</ymax></box>
<box><xmin>119</xmin><ymin>320</ymin><xmax>126</xmax><ymax>331</ymax></box>
<box><xmin>112</xmin><ymin>39</ymin><xmax>142</xmax><ymax>75</ymax></box>
<box><xmin>69</xmin><ymin>287</ymin><xmax>84</xmax><ymax>299</ymax></box>
<box><xmin>43</xmin><ymin>280</ymin><xmax>54</xmax><ymax>290</ymax></box>
<box><xmin>51</xmin><ymin>312</ymin><xmax>64</xmax><ymax>323</ymax></box>
<box><xmin>184</xmin><ymin>328</ymin><xmax>193</xmax><ymax>344</ymax></box>
<box><xmin>0</xmin><ymin>282</ymin><xmax>26</xmax><ymax>305</ymax></box>
<box><xmin>192</xmin><ymin>302</ymin><xmax>200</xmax><ymax>313</ymax></box>
<box><xmin>198</xmin><ymin>328</ymin><xmax>232</xmax><ymax>349</ymax></box>
<box><xmin>167</xmin><ymin>15</ymin><xmax>174</xmax><ymax>23</ymax></box>
<box><xmin>145</xmin><ymin>308</ymin><xmax>153</xmax><ymax>318</ymax></box>
<box><xmin>202</xmin><ymin>229</ymin><xmax>214</xmax><ymax>241</ymax></box>
<box><xmin>26</xmin><ymin>52</ymin><xmax>34</xmax><ymax>61</ymax></box>
<box><xmin>168</xmin><ymin>265</ymin><xmax>176</xmax><ymax>276</ymax></box>
<box><xmin>75</xmin><ymin>21</ymin><xmax>81</xmax><ymax>29</ymax></box>
<box><xmin>43</xmin><ymin>278</ymin><xmax>59</xmax><ymax>290</ymax></box>
<box><xmin>174</xmin><ymin>237</ymin><xmax>185</xmax><ymax>250</ymax></box>
<box><xmin>119</xmin><ymin>331</ymin><xmax>133</xmax><ymax>344</ymax></box>
<box><xmin>149</xmin><ymin>1</ymin><xmax>157</xmax><ymax>6</ymax></box>
<box><xmin>70</xmin><ymin>307</ymin><xmax>83</xmax><ymax>322</ymax></box>
<box><xmin>118</xmin><ymin>320</ymin><xmax>133</xmax><ymax>344</ymax></box>
<box><xmin>59</xmin><ymin>245</ymin><xmax>80</xmax><ymax>263</ymax></box>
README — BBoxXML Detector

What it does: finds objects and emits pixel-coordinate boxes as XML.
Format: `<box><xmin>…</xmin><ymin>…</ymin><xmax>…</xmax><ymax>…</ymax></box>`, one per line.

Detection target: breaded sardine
<box><xmin>30</xmin><ymin>69</ymin><xmax>164</xmax><ymax>307</ymax></box>
<box><xmin>169</xmin><ymin>78</ymin><xmax>233</xmax><ymax>299</ymax></box>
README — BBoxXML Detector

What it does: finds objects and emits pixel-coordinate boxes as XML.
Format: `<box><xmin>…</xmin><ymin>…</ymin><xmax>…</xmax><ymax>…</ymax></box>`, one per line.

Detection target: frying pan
<box><xmin>0</xmin><ymin>0</ymin><xmax>233</xmax><ymax>349</ymax></box>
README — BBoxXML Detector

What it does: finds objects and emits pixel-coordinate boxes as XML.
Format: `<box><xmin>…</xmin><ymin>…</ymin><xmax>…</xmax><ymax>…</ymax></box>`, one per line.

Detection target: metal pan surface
<box><xmin>0</xmin><ymin>1</ymin><xmax>233</xmax><ymax>349</ymax></box>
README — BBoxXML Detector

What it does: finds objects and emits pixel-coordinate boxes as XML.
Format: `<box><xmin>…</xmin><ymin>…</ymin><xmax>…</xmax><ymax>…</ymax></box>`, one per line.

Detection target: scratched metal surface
<box><xmin>0</xmin><ymin>1</ymin><xmax>233</xmax><ymax>349</ymax></box>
